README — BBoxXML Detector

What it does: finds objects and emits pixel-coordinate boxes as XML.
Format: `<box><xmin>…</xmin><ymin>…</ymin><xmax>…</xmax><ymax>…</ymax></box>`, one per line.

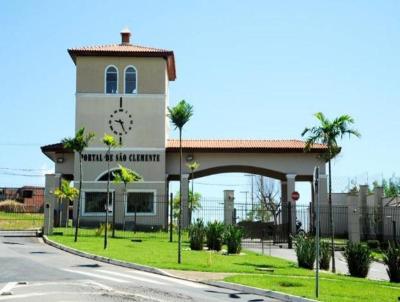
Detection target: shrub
<box><xmin>383</xmin><ymin>242</ymin><xmax>400</xmax><ymax>282</ymax></box>
<box><xmin>294</xmin><ymin>234</ymin><xmax>315</xmax><ymax>269</ymax></box>
<box><xmin>319</xmin><ymin>241</ymin><xmax>331</xmax><ymax>270</ymax></box>
<box><xmin>0</xmin><ymin>200</ymin><xmax>26</xmax><ymax>213</ymax></box>
<box><xmin>188</xmin><ymin>219</ymin><xmax>206</xmax><ymax>250</ymax></box>
<box><xmin>206</xmin><ymin>221</ymin><xmax>225</xmax><ymax>251</ymax></box>
<box><xmin>224</xmin><ymin>225</ymin><xmax>244</xmax><ymax>254</ymax></box>
<box><xmin>95</xmin><ymin>223</ymin><xmax>112</xmax><ymax>236</ymax></box>
<box><xmin>367</xmin><ymin>240</ymin><xmax>380</xmax><ymax>249</ymax></box>
<box><xmin>344</xmin><ymin>242</ymin><xmax>372</xmax><ymax>278</ymax></box>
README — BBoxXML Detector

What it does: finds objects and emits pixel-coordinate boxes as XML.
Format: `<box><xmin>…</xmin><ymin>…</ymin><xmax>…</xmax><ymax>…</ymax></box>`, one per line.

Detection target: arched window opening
<box><xmin>125</xmin><ymin>66</ymin><xmax>137</xmax><ymax>94</ymax></box>
<box><xmin>106</xmin><ymin>66</ymin><xmax>118</xmax><ymax>94</ymax></box>
<box><xmin>98</xmin><ymin>170</ymin><xmax>118</xmax><ymax>181</ymax></box>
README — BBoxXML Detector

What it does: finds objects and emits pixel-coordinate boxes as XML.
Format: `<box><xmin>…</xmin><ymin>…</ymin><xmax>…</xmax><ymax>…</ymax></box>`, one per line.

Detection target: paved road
<box><xmin>0</xmin><ymin>234</ymin><xmax>280</xmax><ymax>302</ymax></box>
<box><xmin>245</xmin><ymin>243</ymin><xmax>388</xmax><ymax>281</ymax></box>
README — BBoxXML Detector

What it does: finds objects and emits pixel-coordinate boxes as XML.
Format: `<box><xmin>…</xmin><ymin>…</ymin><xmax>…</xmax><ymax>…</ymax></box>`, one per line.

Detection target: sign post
<box><xmin>313</xmin><ymin>166</ymin><xmax>320</xmax><ymax>298</ymax></box>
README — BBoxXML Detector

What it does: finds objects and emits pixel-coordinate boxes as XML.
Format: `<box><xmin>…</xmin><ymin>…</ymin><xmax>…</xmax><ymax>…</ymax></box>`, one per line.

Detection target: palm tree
<box><xmin>186</xmin><ymin>161</ymin><xmax>200</xmax><ymax>224</ymax></box>
<box><xmin>113</xmin><ymin>164</ymin><xmax>142</xmax><ymax>231</ymax></box>
<box><xmin>53</xmin><ymin>179</ymin><xmax>79</xmax><ymax>228</ymax></box>
<box><xmin>102</xmin><ymin>134</ymin><xmax>118</xmax><ymax>247</ymax></box>
<box><xmin>167</xmin><ymin>99</ymin><xmax>193</xmax><ymax>264</ymax></box>
<box><xmin>302</xmin><ymin>112</ymin><xmax>360</xmax><ymax>272</ymax></box>
<box><xmin>62</xmin><ymin>127</ymin><xmax>95</xmax><ymax>242</ymax></box>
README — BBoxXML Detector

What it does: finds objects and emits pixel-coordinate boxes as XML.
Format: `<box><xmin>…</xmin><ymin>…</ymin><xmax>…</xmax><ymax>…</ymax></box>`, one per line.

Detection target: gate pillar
<box><xmin>44</xmin><ymin>173</ymin><xmax>61</xmax><ymax>235</ymax></box>
<box><xmin>224</xmin><ymin>190</ymin><xmax>235</xmax><ymax>225</ymax></box>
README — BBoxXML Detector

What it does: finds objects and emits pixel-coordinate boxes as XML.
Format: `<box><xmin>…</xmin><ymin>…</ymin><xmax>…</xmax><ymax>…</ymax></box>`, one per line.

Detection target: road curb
<box><xmin>43</xmin><ymin>236</ymin><xmax>317</xmax><ymax>302</ymax></box>
<box><xmin>203</xmin><ymin>281</ymin><xmax>318</xmax><ymax>302</ymax></box>
<box><xmin>42</xmin><ymin>235</ymin><xmax>170</xmax><ymax>277</ymax></box>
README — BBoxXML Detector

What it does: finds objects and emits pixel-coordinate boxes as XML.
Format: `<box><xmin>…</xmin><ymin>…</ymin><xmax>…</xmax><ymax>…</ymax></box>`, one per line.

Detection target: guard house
<box><xmin>41</xmin><ymin>29</ymin><xmax>328</xmax><ymax>231</ymax></box>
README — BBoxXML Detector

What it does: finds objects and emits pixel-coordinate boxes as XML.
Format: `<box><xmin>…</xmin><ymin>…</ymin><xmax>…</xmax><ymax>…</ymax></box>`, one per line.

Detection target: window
<box><xmin>105</xmin><ymin>66</ymin><xmax>118</xmax><ymax>94</ymax></box>
<box><xmin>127</xmin><ymin>192</ymin><xmax>155</xmax><ymax>214</ymax></box>
<box><xmin>124</xmin><ymin>66</ymin><xmax>137</xmax><ymax>94</ymax></box>
<box><xmin>22</xmin><ymin>190</ymin><xmax>33</xmax><ymax>198</ymax></box>
<box><xmin>84</xmin><ymin>191</ymin><xmax>113</xmax><ymax>214</ymax></box>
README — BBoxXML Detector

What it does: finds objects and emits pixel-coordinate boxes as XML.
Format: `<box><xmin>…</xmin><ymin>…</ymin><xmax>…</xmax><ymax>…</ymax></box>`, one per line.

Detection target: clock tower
<box><xmin>66</xmin><ymin>29</ymin><xmax>176</xmax><ymax>228</ymax></box>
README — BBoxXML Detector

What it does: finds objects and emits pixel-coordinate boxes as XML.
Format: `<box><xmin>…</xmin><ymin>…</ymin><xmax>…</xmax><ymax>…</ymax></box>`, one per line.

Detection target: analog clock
<box><xmin>108</xmin><ymin>108</ymin><xmax>133</xmax><ymax>143</ymax></box>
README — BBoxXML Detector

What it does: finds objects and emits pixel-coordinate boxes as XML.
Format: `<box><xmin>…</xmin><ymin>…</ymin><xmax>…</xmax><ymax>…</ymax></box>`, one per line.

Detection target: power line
<box><xmin>0</xmin><ymin>167</ymin><xmax>49</xmax><ymax>172</ymax></box>
<box><xmin>0</xmin><ymin>172</ymin><xmax>45</xmax><ymax>177</ymax></box>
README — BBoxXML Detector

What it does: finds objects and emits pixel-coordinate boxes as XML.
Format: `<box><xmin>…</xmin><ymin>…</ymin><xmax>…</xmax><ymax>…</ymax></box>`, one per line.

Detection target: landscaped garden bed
<box><xmin>49</xmin><ymin>228</ymin><xmax>400</xmax><ymax>302</ymax></box>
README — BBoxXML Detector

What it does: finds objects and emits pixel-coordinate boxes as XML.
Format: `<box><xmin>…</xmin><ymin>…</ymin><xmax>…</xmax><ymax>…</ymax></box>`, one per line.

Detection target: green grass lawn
<box><xmin>49</xmin><ymin>228</ymin><xmax>400</xmax><ymax>302</ymax></box>
<box><xmin>0</xmin><ymin>211</ymin><xmax>43</xmax><ymax>230</ymax></box>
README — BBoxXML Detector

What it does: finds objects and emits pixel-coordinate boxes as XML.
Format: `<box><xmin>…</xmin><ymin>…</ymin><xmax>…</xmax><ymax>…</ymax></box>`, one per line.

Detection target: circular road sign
<box><xmin>291</xmin><ymin>191</ymin><xmax>300</xmax><ymax>201</ymax></box>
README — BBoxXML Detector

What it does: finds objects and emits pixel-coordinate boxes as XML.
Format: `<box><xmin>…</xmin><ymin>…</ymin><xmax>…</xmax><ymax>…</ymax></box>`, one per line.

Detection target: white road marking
<box><xmin>123</xmin><ymin>270</ymin><xmax>207</xmax><ymax>289</ymax></box>
<box><xmin>0</xmin><ymin>282</ymin><xmax>17</xmax><ymax>295</ymax></box>
<box><xmin>0</xmin><ymin>292</ymin><xmax>46</xmax><ymax>300</ymax></box>
<box><xmin>62</xmin><ymin>269</ymin><xmax>129</xmax><ymax>283</ymax></box>
<box><xmin>85</xmin><ymin>280</ymin><xmax>113</xmax><ymax>291</ymax></box>
<box><xmin>96</xmin><ymin>269</ymin><xmax>165</xmax><ymax>285</ymax></box>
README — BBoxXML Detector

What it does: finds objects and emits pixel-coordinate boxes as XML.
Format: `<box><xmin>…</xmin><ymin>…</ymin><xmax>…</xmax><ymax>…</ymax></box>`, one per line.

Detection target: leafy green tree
<box><xmin>102</xmin><ymin>134</ymin><xmax>118</xmax><ymax>247</ymax></box>
<box><xmin>62</xmin><ymin>127</ymin><xmax>95</xmax><ymax>242</ymax></box>
<box><xmin>167</xmin><ymin>99</ymin><xmax>193</xmax><ymax>264</ymax></box>
<box><xmin>173</xmin><ymin>191</ymin><xmax>202</xmax><ymax>219</ymax></box>
<box><xmin>302</xmin><ymin>112</ymin><xmax>360</xmax><ymax>272</ymax></box>
<box><xmin>54</xmin><ymin>179</ymin><xmax>79</xmax><ymax>227</ymax></box>
<box><xmin>113</xmin><ymin>164</ymin><xmax>142</xmax><ymax>230</ymax></box>
<box><xmin>186</xmin><ymin>161</ymin><xmax>200</xmax><ymax>224</ymax></box>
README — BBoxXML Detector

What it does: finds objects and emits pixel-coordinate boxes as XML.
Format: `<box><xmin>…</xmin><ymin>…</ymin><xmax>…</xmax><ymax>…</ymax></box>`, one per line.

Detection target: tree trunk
<box><xmin>74</xmin><ymin>155</ymin><xmax>83</xmax><ymax>242</ymax></box>
<box><xmin>178</xmin><ymin>128</ymin><xmax>182</xmax><ymax>264</ymax></box>
<box><xmin>104</xmin><ymin>147</ymin><xmax>110</xmax><ymax>249</ymax></box>
<box><xmin>329</xmin><ymin>159</ymin><xmax>336</xmax><ymax>272</ymax></box>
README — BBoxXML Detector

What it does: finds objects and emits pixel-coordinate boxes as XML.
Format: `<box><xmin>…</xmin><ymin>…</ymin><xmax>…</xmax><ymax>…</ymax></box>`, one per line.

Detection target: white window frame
<box><xmin>82</xmin><ymin>189</ymin><xmax>115</xmax><ymax>216</ymax></box>
<box><xmin>123</xmin><ymin>65</ymin><xmax>138</xmax><ymax>94</ymax></box>
<box><xmin>125</xmin><ymin>189</ymin><xmax>157</xmax><ymax>216</ymax></box>
<box><xmin>95</xmin><ymin>167</ymin><xmax>121</xmax><ymax>182</ymax></box>
<box><xmin>104</xmin><ymin>65</ymin><xmax>119</xmax><ymax>94</ymax></box>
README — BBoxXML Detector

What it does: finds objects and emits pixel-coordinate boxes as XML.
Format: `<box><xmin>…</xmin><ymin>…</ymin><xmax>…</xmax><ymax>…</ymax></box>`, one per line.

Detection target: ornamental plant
<box><xmin>188</xmin><ymin>219</ymin><xmax>206</xmax><ymax>250</ymax></box>
<box><xmin>224</xmin><ymin>224</ymin><xmax>244</xmax><ymax>254</ymax></box>
<box><xmin>319</xmin><ymin>241</ymin><xmax>331</xmax><ymax>270</ymax></box>
<box><xmin>206</xmin><ymin>221</ymin><xmax>225</xmax><ymax>251</ymax></box>
<box><xmin>344</xmin><ymin>242</ymin><xmax>372</xmax><ymax>278</ymax></box>
<box><xmin>294</xmin><ymin>234</ymin><xmax>315</xmax><ymax>269</ymax></box>
<box><xmin>383</xmin><ymin>242</ymin><xmax>400</xmax><ymax>282</ymax></box>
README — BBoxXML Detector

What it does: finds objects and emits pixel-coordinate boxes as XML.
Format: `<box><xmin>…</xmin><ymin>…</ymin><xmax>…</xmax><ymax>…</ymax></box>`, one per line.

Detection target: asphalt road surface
<box><xmin>0</xmin><ymin>234</ymin><xmax>280</xmax><ymax>302</ymax></box>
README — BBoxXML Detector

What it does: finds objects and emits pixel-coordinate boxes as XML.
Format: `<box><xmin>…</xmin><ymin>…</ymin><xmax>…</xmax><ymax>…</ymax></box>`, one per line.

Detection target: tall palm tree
<box><xmin>62</xmin><ymin>127</ymin><xmax>95</xmax><ymax>242</ymax></box>
<box><xmin>186</xmin><ymin>161</ymin><xmax>200</xmax><ymax>225</ymax></box>
<box><xmin>167</xmin><ymin>99</ymin><xmax>193</xmax><ymax>264</ymax></box>
<box><xmin>102</xmin><ymin>134</ymin><xmax>118</xmax><ymax>248</ymax></box>
<box><xmin>113</xmin><ymin>164</ymin><xmax>142</xmax><ymax>231</ymax></box>
<box><xmin>302</xmin><ymin>112</ymin><xmax>360</xmax><ymax>272</ymax></box>
<box><xmin>53</xmin><ymin>179</ymin><xmax>79</xmax><ymax>228</ymax></box>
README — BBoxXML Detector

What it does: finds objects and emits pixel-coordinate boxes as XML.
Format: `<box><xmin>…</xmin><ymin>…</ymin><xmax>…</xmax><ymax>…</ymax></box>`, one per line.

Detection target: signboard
<box><xmin>291</xmin><ymin>191</ymin><xmax>300</xmax><ymax>202</ymax></box>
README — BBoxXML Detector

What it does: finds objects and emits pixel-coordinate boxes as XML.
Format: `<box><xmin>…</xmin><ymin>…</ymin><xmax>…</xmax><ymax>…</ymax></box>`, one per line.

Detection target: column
<box><xmin>286</xmin><ymin>174</ymin><xmax>297</xmax><ymax>235</ymax></box>
<box><xmin>44</xmin><ymin>173</ymin><xmax>61</xmax><ymax>235</ymax></box>
<box><xmin>224</xmin><ymin>190</ymin><xmax>235</xmax><ymax>225</ymax></box>
<box><xmin>348</xmin><ymin>193</ymin><xmax>361</xmax><ymax>243</ymax></box>
<box><xmin>317</xmin><ymin>174</ymin><xmax>329</xmax><ymax>235</ymax></box>
<box><xmin>374</xmin><ymin>186</ymin><xmax>384</xmax><ymax>241</ymax></box>
<box><xmin>359</xmin><ymin>185</ymin><xmax>369</xmax><ymax>240</ymax></box>
<box><xmin>163</xmin><ymin>174</ymin><xmax>169</xmax><ymax>230</ymax></box>
<box><xmin>180</xmin><ymin>174</ymin><xmax>190</xmax><ymax>228</ymax></box>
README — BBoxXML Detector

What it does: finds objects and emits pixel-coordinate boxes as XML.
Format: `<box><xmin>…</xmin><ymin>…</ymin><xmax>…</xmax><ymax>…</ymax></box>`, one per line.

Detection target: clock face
<box><xmin>108</xmin><ymin>108</ymin><xmax>133</xmax><ymax>137</ymax></box>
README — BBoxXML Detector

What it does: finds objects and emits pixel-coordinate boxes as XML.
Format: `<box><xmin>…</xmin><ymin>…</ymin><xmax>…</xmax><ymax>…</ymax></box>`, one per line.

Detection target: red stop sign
<box><xmin>291</xmin><ymin>191</ymin><xmax>300</xmax><ymax>201</ymax></box>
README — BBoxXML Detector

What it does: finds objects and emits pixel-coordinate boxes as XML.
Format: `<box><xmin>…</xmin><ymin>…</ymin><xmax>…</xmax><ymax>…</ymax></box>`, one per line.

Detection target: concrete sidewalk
<box><xmin>247</xmin><ymin>245</ymin><xmax>388</xmax><ymax>281</ymax></box>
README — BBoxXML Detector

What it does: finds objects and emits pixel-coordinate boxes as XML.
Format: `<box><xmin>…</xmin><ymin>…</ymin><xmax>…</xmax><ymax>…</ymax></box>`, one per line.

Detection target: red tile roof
<box><xmin>166</xmin><ymin>139</ymin><xmax>327</xmax><ymax>153</ymax></box>
<box><xmin>68</xmin><ymin>44</ymin><xmax>176</xmax><ymax>81</ymax></box>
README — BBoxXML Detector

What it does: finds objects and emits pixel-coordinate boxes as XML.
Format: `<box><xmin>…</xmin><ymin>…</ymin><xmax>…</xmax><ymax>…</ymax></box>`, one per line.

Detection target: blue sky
<box><xmin>0</xmin><ymin>1</ymin><xmax>399</xmax><ymax>203</ymax></box>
